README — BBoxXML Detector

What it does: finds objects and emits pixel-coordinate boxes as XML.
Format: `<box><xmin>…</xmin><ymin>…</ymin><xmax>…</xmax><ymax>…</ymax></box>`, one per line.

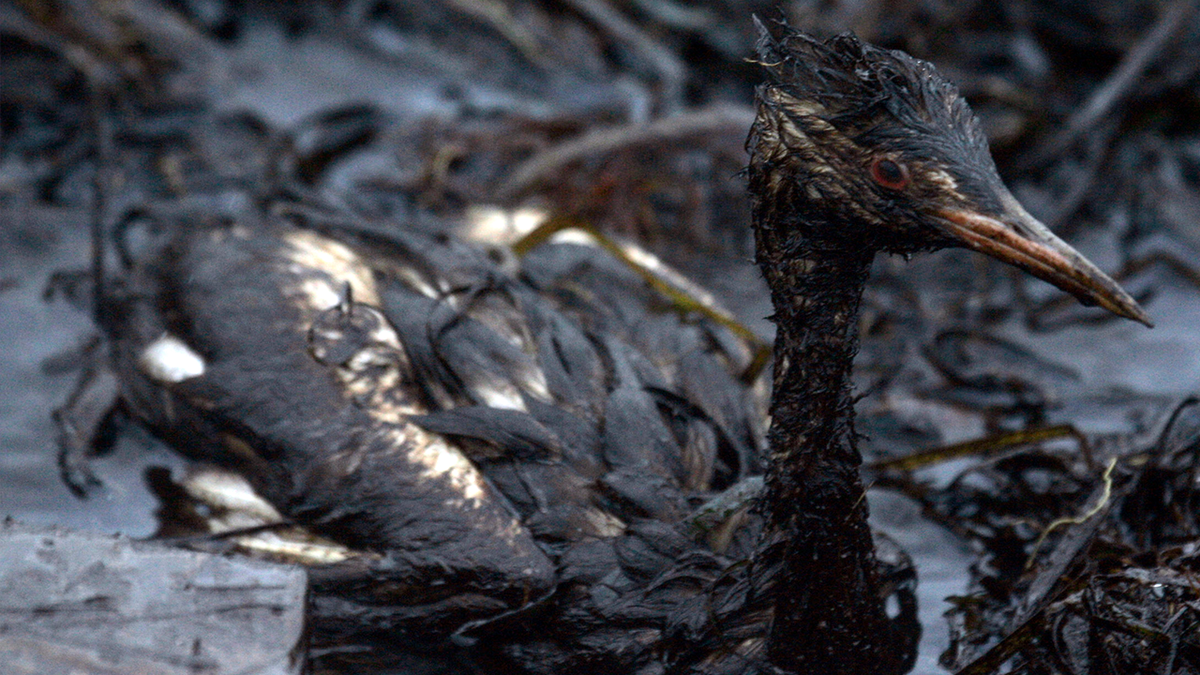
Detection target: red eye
<box><xmin>869</xmin><ymin>157</ymin><xmax>910</xmax><ymax>190</ymax></box>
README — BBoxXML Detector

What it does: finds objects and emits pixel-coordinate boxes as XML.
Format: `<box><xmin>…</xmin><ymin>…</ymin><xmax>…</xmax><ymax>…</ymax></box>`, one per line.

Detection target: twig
<box><xmin>1026</xmin><ymin>456</ymin><xmax>1117</xmax><ymax>567</ymax></box>
<box><xmin>494</xmin><ymin>103</ymin><xmax>754</xmax><ymax>200</ymax></box>
<box><xmin>1042</xmin><ymin>117</ymin><xmax>1121</xmax><ymax>232</ymax></box>
<box><xmin>443</xmin><ymin>0</ymin><xmax>550</xmax><ymax>70</ymax></box>
<box><xmin>866</xmin><ymin>424</ymin><xmax>1085</xmax><ymax>473</ymax></box>
<box><xmin>89</xmin><ymin>87</ymin><xmax>114</xmax><ymax>330</ymax></box>
<box><xmin>1024</xmin><ymin>0</ymin><xmax>1200</xmax><ymax>168</ymax></box>
<box><xmin>560</xmin><ymin>0</ymin><xmax>687</xmax><ymax>110</ymax></box>
<box><xmin>629</xmin><ymin>0</ymin><xmax>715</xmax><ymax>32</ymax></box>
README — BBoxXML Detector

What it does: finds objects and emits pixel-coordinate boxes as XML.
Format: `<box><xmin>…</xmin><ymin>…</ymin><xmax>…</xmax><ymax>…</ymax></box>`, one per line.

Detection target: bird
<box><xmin>732</xmin><ymin>23</ymin><xmax>1148</xmax><ymax>674</ymax></box>
<box><xmin>68</xmin><ymin>21</ymin><xmax>1149</xmax><ymax>675</ymax></box>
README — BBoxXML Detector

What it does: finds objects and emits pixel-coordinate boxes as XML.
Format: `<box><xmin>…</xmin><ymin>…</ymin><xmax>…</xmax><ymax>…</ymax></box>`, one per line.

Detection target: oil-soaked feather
<box><xmin>521</xmin><ymin>242</ymin><xmax>652</xmax><ymax>343</ymax></box>
<box><xmin>645</xmin><ymin>386</ymin><xmax>722</xmax><ymax>491</ymax></box>
<box><xmin>376</xmin><ymin>278</ymin><xmax>463</xmax><ymax>408</ymax></box>
<box><xmin>480</xmin><ymin>459</ymin><xmax>622</xmax><ymax>541</ymax></box>
<box><xmin>599</xmin><ymin>468</ymin><xmax>689</xmax><ymax>523</ymax></box>
<box><xmin>431</xmin><ymin>293</ymin><xmax>548</xmax><ymax>411</ymax></box>
<box><xmin>678</xmin><ymin>348</ymin><xmax>763</xmax><ymax>479</ymax></box>
<box><xmin>410</xmin><ymin>406</ymin><xmax>562</xmax><ymax>461</ymax></box>
<box><xmin>523</xmin><ymin>398</ymin><xmax>605</xmax><ymax>479</ymax></box>
<box><xmin>557</xmin><ymin>538</ymin><xmax>621</xmax><ymax>586</ymax></box>
<box><xmin>614</xmin><ymin>520</ymin><xmax>702</xmax><ymax>585</ymax></box>
<box><xmin>602</xmin><ymin>340</ymin><xmax>685</xmax><ymax>485</ymax></box>
<box><xmin>519</xmin><ymin>296</ymin><xmax>607</xmax><ymax>416</ymax></box>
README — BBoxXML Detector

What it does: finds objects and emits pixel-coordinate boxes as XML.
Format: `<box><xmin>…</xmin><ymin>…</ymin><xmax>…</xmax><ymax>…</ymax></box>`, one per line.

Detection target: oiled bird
<box><xmin>729</xmin><ymin>24</ymin><xmax>1147</xmax><ymax>675</ymax></box>
<box><xmin>84</xmin><ymin>196</ymin><xmax>768</xmax><ymax>651</ymax></box>
<box><xmin>65</xmin><ymin>22</ymin><xmax>1148</xmax><ymax>675</ymax></box>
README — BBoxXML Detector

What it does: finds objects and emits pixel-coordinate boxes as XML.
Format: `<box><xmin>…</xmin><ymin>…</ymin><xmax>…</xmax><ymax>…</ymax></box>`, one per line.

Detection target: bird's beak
<box><xmin>936</xmin><ymin>191</ymin><xmax>1152</xmax><ymax>327</ymax></box>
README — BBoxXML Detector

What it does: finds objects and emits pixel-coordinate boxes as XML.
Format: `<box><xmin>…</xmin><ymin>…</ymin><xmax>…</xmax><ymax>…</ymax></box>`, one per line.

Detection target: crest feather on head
<box><xmin>756</xmin><ymin>21</ymin><xmax>982</xmax><ymax>140</ymax></box>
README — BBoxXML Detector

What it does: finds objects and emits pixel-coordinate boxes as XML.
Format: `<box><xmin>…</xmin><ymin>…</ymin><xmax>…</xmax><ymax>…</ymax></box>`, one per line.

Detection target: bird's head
<box><xmin>748</xmin><ymin>23</ymin><xmax>1151</xmax><ymax>326</ymax></box>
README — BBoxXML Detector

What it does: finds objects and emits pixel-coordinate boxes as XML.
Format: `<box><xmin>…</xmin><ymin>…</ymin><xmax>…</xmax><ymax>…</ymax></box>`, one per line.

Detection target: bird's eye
<box><xmin>869</xmin><ymin>157</ymin><xmax>909</xmax><ymax>190</ymax></box>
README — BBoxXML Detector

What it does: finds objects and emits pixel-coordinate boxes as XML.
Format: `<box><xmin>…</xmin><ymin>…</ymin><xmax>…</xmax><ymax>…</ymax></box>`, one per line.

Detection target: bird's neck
<box><xmin>753</xmin><ymin>216</ymin><xmax>900</xmax><ymax>673</ymax></box>
<box><xmin>757</xmin><ymin>233</ymin><xmax>872</xmax><ymax>501</ymax></box>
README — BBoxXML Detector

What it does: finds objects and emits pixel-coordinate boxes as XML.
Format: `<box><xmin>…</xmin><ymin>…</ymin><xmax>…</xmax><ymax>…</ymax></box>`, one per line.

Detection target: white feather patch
<box><xmin>139</xmin><ymin>333</ymin><xmax>206</xmax><ymax>383</ymax></box>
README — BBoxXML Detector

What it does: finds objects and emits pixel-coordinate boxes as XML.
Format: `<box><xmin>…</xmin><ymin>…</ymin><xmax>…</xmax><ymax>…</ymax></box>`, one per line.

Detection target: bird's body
<box><xmin>101</xmin><ymin>201</ymin><xmax>773</xmax><ymax>664</ymax></box>
<box><xmin>71</xmin><ymin>23</ymin><xmax>1148</xmax><ymax>675</ymax></box>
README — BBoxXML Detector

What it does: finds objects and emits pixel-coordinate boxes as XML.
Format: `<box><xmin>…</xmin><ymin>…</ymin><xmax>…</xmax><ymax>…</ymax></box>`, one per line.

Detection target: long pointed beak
<box><xmin>936</xmin><ymin>192</ymin><xmax>1152</xmax><ymax>327</ymax></box>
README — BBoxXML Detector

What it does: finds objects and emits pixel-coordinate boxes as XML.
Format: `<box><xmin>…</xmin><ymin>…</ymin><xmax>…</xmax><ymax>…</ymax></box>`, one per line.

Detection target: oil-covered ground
<box><xmin>4</xmin><ymin>1</ymin><xmax>1200</xmax><ymax>673</ymax></box>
